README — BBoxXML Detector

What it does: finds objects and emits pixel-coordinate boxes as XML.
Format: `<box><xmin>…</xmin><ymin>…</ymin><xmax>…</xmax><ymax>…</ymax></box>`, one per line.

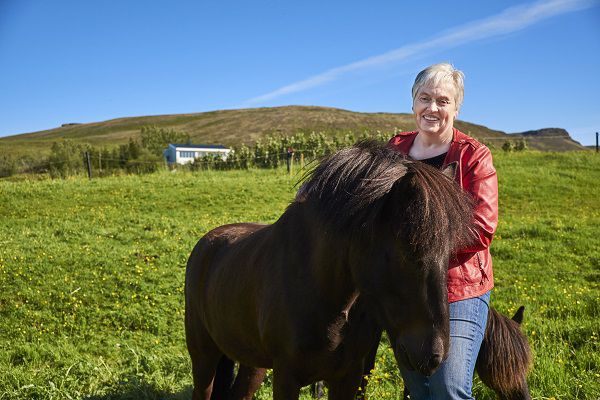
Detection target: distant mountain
<box><xmin>0</xmin><ymin>106</ymin><xmax>587</xmax><ymax>157</ymax></box>
<box><xmin>508</xmin><ymin>128</ymin><xmax>585</xmax><ymax>151</ymax></box>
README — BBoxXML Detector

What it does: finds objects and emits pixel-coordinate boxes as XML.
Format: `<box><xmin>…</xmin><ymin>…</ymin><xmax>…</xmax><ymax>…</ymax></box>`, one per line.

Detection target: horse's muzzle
<box><xmin>419</xmin><ymin>353</ymin><xmax>443</xmax><ymax>376</ymax></box>
<box><xmin>396</xmin><ymin>342</ymin><xmax>445</xmax><ymax>376</ymax></box>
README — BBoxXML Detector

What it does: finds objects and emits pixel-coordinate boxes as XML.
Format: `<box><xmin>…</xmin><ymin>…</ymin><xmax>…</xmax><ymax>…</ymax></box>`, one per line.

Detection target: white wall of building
<box><xmin>164</xmin><ymin>144</ymin><xmax>232</xmax><ymax>165</ymax></box>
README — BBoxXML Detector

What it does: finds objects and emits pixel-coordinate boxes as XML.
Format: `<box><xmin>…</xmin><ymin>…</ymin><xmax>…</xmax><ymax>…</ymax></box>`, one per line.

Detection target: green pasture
<box><xmin>0</xmin><ymin>151</ymin><xmax>598</xmax><ymax>399</ymax></box>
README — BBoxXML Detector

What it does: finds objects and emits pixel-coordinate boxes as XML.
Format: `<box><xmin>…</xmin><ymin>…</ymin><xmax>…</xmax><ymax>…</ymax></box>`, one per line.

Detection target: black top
<box><xmin>420</xmin><ymin>152</ymin><xmax>447</xmax><ymax>169</ymax></box>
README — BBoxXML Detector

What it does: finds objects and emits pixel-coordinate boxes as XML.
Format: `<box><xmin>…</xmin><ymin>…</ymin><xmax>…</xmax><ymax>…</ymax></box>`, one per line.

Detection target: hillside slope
<box><xmin>508</xmin><ymin>128</ymin><xmax>585</xmax><ymax>151</ymax></box>
<box><xmin>0</xmin><ymin>106</ymin><xmax>586</xmax><ymax>157</ymax></box>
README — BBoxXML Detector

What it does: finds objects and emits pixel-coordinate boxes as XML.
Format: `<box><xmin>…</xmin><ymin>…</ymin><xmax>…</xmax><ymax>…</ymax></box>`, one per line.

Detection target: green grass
<box><xmin>0</xmin><ymin>151</ymin><xmax>599</xmax><ymax>399</ymax></box>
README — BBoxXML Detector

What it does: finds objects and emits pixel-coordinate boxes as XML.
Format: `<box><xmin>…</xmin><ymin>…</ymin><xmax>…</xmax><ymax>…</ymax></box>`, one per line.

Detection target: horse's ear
<box><xmin>512</xmin><ymin>306</ymin><xmax>525</xmax><ymax>325</ymax></box>
<box><xmin>442</xmin><ymin>161</ymin><xmax>458</xmax><ymax>180</ymax></box>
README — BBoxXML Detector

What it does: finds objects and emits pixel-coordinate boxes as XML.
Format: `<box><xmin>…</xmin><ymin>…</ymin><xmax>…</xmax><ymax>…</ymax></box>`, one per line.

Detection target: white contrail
<box><xmin>244</xmin><ymin>0</ymin><xmax>596</xmax><ymax>105</ymax></box>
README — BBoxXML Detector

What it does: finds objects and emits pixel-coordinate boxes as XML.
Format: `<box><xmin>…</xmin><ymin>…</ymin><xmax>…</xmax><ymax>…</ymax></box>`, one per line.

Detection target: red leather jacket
<box><xmin>388</xmin><ymin>128</ymin><xmax>498</xmax><ymax>302</ymax></box>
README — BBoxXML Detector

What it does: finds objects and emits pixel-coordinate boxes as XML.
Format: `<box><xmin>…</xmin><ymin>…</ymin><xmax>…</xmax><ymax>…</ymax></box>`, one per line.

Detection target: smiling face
<box><xmin>413</xmin><ymin>82</ymin><xmax>459</xmax><ymax>141</ymax></box>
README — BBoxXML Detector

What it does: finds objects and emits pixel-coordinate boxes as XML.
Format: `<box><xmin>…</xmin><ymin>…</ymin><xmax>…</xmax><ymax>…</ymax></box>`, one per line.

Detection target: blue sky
<box><xmin>1</xmin><ymin>0</ymin><xmax>599</xmax><ymax>145</ymax></box>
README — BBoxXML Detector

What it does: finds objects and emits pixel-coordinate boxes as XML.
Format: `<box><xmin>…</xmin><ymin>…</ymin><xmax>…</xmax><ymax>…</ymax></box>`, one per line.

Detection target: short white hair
<box><xmin>412</xmin><ymin>63</ymin><xmax>465</xmax><ymax>110</ymax></box>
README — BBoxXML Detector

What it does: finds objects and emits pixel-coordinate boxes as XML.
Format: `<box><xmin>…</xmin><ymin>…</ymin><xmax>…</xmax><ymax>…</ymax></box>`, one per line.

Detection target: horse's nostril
<box><xmin>427</xmin><ymin>353</ymin><xmax>443</xmax><ymax>371</ymax></box>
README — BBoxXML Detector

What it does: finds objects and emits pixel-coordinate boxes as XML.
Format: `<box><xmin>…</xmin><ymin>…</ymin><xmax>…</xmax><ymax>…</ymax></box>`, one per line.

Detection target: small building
<box><xmin>163</xmin><ymin>143</ymin><xmax>232</xmax><ymax>165</ymax></box>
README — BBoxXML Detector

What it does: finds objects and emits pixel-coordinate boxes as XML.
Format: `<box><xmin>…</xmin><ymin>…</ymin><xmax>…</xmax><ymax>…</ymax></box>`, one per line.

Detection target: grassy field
<box><xmin>0</xmin><ymin>150</ymin><xmax>598</xmax><ymax>399</ymax></box>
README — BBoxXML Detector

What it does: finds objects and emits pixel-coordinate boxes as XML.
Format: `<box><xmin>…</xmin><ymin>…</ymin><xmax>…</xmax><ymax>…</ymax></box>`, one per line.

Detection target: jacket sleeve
<box><xmin>456</xmin><ymin>145</ymin><xmax>498</xmax><ymax>257</ymax></box>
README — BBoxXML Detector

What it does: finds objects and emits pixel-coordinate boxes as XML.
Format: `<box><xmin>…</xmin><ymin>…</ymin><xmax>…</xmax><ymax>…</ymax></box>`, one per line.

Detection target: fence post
<box><xmin>596</xmin><ymin>132</ymin><xmax>598</xmax><ymax>153</ymax></box>
<box><xmin>286</xmin><ymin>147</ymin><xmax>294</xmax><ymax>175</ymax></box>
<box><xmin>85</xmin><ymin>151</ymin><xmax>92</xmax><ymax>179</ymax></box>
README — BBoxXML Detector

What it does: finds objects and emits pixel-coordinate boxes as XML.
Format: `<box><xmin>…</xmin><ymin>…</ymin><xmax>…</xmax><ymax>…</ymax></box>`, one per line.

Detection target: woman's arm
<box><xmin>453</xmin><ymin>146</ymin><xmax>498</xmax><ymax>262</ymax></box>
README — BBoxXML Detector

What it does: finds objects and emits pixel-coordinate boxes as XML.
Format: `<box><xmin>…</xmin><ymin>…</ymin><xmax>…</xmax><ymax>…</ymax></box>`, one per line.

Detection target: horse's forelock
<box><xmin>302</xmin><ymin>141</ymin><xmax>408</xmax><ymax>230</ymax></box>
<box><xmin>302</xmin><ymin>142</ymin><xmax>475</xmax><ymax>255</ymax></box>
<box><xmin>396</xmin><ymin>162</ymin><xmax>476</xmax><ymax>258</ymax></box>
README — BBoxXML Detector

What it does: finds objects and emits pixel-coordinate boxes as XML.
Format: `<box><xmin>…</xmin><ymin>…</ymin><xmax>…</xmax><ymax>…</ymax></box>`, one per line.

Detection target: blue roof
<box><xmin>169</xmin><ymin>143</ymin><xmax>229</xmax><ymax>149</ymax></box>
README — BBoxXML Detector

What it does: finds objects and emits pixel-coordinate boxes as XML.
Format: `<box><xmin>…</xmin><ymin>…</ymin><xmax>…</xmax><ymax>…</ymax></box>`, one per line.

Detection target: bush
<box><xmin>502</xmin><ymin>139</ymin><xmax>528</xmax><ymax>152</ymax></box>
<box><xmin>515</xmin><ymin>139</ymin><xmax>528</xmax><ymax>151</ymax></box>
<box><xmin>0</xmin><ymin>155</ymin><xmax>17</xmax><ymax>178</ymax></box>
<box><xmin>502</xmin><ymin>141</ymin><xmax>515</xmax><ymax>152</ymax></box>
<box><xmin>125</xmin><ymin>148</ymin><xmax>164</xmax><ymax>174</ymax></box>
<box><xmin>48</xmin><ymin>140</ymin><xmax>87</xmax><ymax>178</ymax></box>
<box><xmin>140</xmin><ymin>126</ymin><xmax>190</xmax><ymax>156</ymax></box>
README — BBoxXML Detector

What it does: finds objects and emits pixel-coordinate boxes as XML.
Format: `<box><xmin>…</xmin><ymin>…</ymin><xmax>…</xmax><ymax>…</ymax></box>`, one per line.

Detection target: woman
<box><xmin>388</xmin><ymin>63</ymin><xmax>498</xmax><ymax>399</ymax></box>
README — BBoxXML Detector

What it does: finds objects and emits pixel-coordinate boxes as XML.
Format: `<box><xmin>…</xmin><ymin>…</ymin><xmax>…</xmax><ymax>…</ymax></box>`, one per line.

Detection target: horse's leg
<box><xmin>272</xmin><ymin>364</ymin><xmax>301</xmax><ymax>400</ymax></box>
<box><xmin>326</xmin><ymin>363</ymin><xmax>363</xmax><ymax>400</ymax></box>
<box><xmin>188</xmin><ymin>344</ymin><xmax>223</xmax><ymax>400</ymax></box>
<box><xmin>228</xmin><ymin>365</ymin><xmax>267</xmax><ymax>400</ymax></box>
<box><xmin>186</xmin><ymin>312</ymin><xmax>223</xmax><ymax>400</ymax></box>
<box><xmin>356</xmin><ymin>330</ymin><xmax>382</xmax><ymax>399</ymax></box>
<box><xmin>212</xmin><ymin>356</ymin><xmax>235</xmax><ymax>399</ymax></box>
<box><xmin>311</xmin><ymin>381</ymin><xmax>325</xmax><ymax>399</ymax></box>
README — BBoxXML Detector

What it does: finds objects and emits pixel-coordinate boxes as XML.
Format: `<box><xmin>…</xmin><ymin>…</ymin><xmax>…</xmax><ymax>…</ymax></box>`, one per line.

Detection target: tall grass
<box><xmin>0</xmin><ymin>151</ymin><xmax>598</xmax><ymax>399</ymax></box>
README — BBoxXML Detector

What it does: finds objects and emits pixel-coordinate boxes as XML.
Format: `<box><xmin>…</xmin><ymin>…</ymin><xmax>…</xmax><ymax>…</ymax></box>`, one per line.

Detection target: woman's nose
<box><xmin>428</xmin><ymin>101</ymin><xmax>438</xmax><ymax>112</ymax></box>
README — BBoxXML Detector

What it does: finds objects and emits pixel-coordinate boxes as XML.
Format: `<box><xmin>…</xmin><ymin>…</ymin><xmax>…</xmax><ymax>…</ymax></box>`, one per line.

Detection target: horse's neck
<box><xmin>293</xmin><ymin>204</ymin><xmax>359</xmax><ymax>309</ymax></box>
<box><xmin>278</xmin><ymin>204</ymin><xmax>373</xmax><ymax>349</ymax></box>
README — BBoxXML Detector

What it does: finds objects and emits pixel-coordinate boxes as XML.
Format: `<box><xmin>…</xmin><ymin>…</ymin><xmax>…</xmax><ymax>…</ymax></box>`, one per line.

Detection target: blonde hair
<box><xmin>412</xmin><ymin>63</ymin><xmax>465</xmax><ymax>110</ymax></box>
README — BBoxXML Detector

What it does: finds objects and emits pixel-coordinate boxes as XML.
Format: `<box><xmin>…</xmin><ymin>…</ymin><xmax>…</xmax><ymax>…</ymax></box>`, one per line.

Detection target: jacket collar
<box><xmin>395</xmin><ymin>128</ymin><xmax>467</xmax><ymax>165</ymax></box>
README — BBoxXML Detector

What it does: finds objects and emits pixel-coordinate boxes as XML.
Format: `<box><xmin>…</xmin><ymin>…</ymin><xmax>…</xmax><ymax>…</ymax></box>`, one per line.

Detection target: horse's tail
<box><xmin>476</xmin><ymin>306</ymin><xmax>532</xmax><ymax>400</ymax></box>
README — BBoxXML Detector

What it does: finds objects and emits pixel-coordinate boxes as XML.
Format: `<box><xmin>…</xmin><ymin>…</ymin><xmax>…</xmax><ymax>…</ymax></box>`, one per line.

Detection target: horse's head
<box><xmin>302</xmin><ymin>142</ymin><xmax>475</xmax><ymax>375</ymax></box>
<box><xmin>351</xmin><ymin>160</ymin><xmax>475</xmax><ymax>376</ymax></box>
<box><xmin>365</xmin><ymin>235</ymin><xmax>451</xmax><ymax>376</ymax></box>
<box><xmin>387</xmin><ymin>162</ymin><xmax>476</xmax><ymax>375</ymax></box>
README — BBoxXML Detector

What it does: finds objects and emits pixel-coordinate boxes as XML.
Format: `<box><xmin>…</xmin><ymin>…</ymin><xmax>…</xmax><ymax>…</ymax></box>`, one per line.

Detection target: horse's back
<box><xmin>186</xmin><ymin>222</ymin><xmax>268</xmax><ymax>291</ymax></box>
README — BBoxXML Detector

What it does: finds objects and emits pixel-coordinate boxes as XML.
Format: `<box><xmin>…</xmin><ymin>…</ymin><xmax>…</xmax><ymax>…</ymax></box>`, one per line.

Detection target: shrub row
<box><xmin>1</xmin><ymin>127</ymin><xmax>396</xmax><ymax>178</ymax></box>
<box><xmin>186</xmin><ymin>130</ymin><xmax>393</xmax><ymax>171</ymax></box>
<box><xmin>2</xmin><ymin>126</ymin><xmax>528</xmax><ymax>179</ymax></box>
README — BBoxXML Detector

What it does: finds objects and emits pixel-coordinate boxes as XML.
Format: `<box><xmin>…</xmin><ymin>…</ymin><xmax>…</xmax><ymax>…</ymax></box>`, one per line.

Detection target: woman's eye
<box><xmin>420</xmin><ymin>97</ymin><xmax>430</xmax><ymax>102</ymax></box>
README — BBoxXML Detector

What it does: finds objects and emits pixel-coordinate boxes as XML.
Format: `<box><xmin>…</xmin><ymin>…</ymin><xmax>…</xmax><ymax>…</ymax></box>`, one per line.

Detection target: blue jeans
<box><xmin>399</xmin><ymin>291</ymin><xmax>491</xmax><ymax>400</ymax></box>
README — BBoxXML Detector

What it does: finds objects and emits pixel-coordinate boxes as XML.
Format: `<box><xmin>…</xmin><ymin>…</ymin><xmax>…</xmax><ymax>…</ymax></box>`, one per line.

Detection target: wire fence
<box><xmin>10</xmin><ymin>148</ymin><xmax>325</xmax><ymax>179</ymax></box>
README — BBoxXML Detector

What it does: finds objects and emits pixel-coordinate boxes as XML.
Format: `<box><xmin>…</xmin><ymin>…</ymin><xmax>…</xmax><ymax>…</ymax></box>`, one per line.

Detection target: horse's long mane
<box><xmin>301</xmin><ymin>141</ymin><xmax>475</xmax><ymax>255</ymax></box>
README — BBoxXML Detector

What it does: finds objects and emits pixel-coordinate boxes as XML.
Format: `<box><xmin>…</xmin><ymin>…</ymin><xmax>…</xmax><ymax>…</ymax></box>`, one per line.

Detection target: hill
<box><xmin>507</xmin><ymin>128</ymin><xmax>586</xmax><ymax>151</ymax></box>
<box><xmin>0</xmin><ymin>106</ymin><xmax>587</xmax><ymax>157</ymax></box>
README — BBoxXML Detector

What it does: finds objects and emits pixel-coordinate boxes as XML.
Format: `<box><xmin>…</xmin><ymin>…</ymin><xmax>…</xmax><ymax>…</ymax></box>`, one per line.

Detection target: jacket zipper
<box><xmin>476</xmin><ymin>252</ymin><xmax>487</xmax><ymax>285</ymax></box>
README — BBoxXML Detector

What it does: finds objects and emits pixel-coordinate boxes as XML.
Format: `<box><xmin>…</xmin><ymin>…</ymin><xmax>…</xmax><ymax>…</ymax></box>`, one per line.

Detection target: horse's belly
<box><xmin>212</xmin><ymin>333</ymin><xmax>273</xmax><ymax>368</ymax></box>
<box><xmin>187</xmin><ymin>223</ymin><xmax>275</xmax><ymax>367</ymax></box>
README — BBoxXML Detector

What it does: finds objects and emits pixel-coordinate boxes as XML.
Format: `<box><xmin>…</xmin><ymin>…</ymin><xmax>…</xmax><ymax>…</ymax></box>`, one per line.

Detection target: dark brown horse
<box><xmin>185</xmin><ymin>141</ymin><xmax>476</xmax><ymax>400</ymax></box>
